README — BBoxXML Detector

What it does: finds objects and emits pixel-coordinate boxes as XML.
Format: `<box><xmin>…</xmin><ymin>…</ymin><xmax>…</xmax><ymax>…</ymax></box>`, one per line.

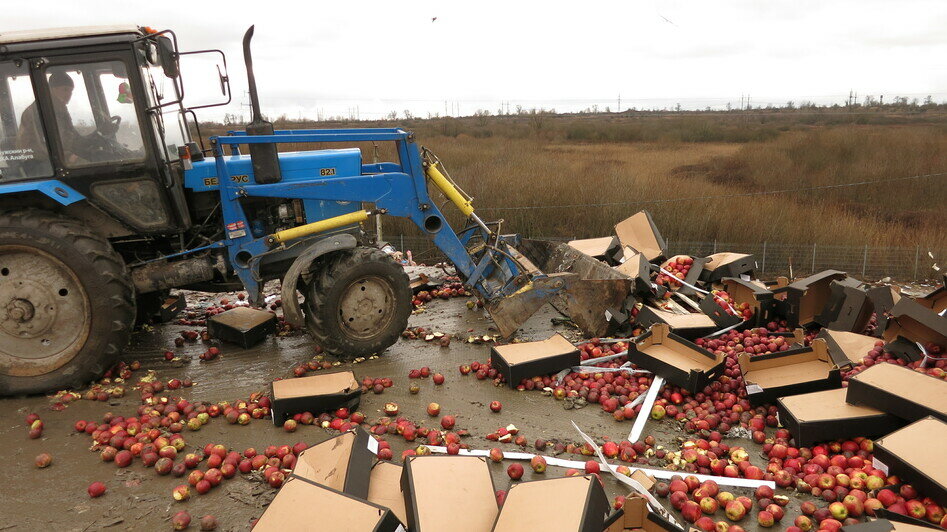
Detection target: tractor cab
<box><xmin>0</xmin><ymin>26</ymin><xmax>227</xmax><ymax>234</ymax></box>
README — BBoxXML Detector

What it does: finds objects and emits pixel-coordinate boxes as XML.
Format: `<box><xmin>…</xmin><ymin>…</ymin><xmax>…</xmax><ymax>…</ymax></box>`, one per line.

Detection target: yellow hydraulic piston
<box><xmin>426</xmin><ymin>162</ymin><xmax>474</xmax><ymax>217</ymax></box>
<box><xmin>268</xmin><ymin>210</ymin><xmax>372</xmax><ymax>244</ymax></box>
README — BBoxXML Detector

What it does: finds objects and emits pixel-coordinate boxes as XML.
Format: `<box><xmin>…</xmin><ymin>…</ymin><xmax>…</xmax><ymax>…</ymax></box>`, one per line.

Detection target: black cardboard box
<box><xmin>492</xmin><ymin>475</ymin><xmax>608</xmax><ymax>532</ymax></box>
<box><xmin>873</xmin><ymin>510</ymin><xmax>944</xmax><ymax>530</ymax></box>
<box><xmin>634</xmin><ymin>305</ymin><xmax>720</xmax><ymax>340</ymax></box>
<box><xmin>739</xmin><ymin>339</ymin><xmax>842</xmax><ymax>406</ymax></box>
<box><xmin>401</xmin><ymin>455</ymin><xmax>498</xmax><ymax>532</ymax></box>
<box><xmin>917</xmin><ymin>276</ymin><xmax>946</xmax><ymax>314</ymax></box>
<box><xmin>716</xmin><ymin>277</ymin><xmax>778</xmax><ymax>327</ymax></box>
<box><xmin>628</xmin><ymin>323</ymin><xmax>725</xmax><ymax>394</ymax></box>
<box><xmin>845</xmin><ymin>363</ymin><xmax>947</xmax><ymax>423</ymax></box>
<box><xmin>159</xmin><ymin>293</ymin><xmax>186</xmax><ymax>322</ymax></box>
<box><xmin>366</xmin><ymin>461</ymin><xmax>407</xmax><ymax>527</ymax></box>
<box><xmin>867</xmin><ymin>285</ymin><xmax>903</xmax><ymax>338</ymax></box>
<box><xmin>614</xmin><ymin>251</ymin><xmax>656</xmax><ymax>297</ymax></box>
<box><xmin>780</xmin><ymin>270</ymin><xmax>849</xmax><ymax>328</ymax></box>
<box><xmin>491</xmin><ymin>333</ymin><xmax>581</xmax><ymax>389</ymax></box>
<box><xmin>873</xmin><ymin>416</ymin><xmax>947</xmax><ymax>505</ymax></box>
<box><xmin>818</xmin><ymin>279</ymin><xmax>873</xmax><ymax>332</ymax></box>
<box><xmin>270</xmin><ymin>370</ymin><xmax>361</xmax><ymax>424</ymax></box>
<box><xmin>817</xmin><ymin>329</ymin><xmax>880</xmax><ymax>367</ymax></box>
<box><xmin>882</xmin><ymin>298</ymin><xmax>947</xmax><ymax>362</ymax></box>
<box><xmin>254</xmin><ymin>476</ymin><xmax>402</xmax><ymax>532</ymax></box>
<box><xmin>207</xmin><ymin>306</ymin><xmax>277</xmax><ymax>348</ymax></box>
<box><xmin>698</xmin><ymin>295</ymin><xmax>745</xmax><ymax>330</ymax></box>
<box><xmin>776</xmin><ymin>387</ymin><xmax>905</xmax><ymax>447</ymax></box>
<box><xmin>659</xmin><ymin>255</ymin><xmax>710</xmax><ymax>297</ymax></box>
<box><xmin>699</xmin><ymin>252</ymin><xmax>756</xmax><ymax>283</ymax></box>
<box><xmin>615</xmin><ymin>211</ymin><xmax>667</xmax><ymax>263</ymax></box>
<box><xmin>292</xmin><ymin>427</ymin><xmax>374</xmax><ymax>499</ymax></box>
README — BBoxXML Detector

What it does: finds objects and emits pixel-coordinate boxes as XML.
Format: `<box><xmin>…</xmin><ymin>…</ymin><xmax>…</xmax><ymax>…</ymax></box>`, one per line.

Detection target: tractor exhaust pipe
<box><xmin>242</xmin><ymin>25</ymin><xmax>282</xmax><ymax>184</ymax></box>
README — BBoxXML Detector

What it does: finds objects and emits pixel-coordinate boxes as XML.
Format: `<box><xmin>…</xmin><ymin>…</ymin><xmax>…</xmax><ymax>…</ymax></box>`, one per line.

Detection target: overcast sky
<box><xmin>5</xmin><ymin>0</ymin><xmax>946</xmax><ymax>120</ymax></box>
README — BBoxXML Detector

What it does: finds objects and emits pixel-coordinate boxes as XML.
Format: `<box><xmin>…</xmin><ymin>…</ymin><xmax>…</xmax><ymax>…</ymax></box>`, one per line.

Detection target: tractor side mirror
<box><xmin>157</xmin><ymin>36</ymin><xmax>179</xmax><ymax>78</ymax></box>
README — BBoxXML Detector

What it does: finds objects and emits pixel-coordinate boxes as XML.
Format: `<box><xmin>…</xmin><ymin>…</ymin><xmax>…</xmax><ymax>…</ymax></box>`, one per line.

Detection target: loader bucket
<box><xmin>512</xmin><ymin>238</ymin><xmax>636</xmax><ymax>337</ymax></box>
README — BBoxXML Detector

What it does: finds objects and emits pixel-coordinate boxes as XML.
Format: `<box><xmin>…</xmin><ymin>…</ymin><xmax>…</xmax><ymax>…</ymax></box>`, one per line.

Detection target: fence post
<box><xmin>811</xmin><ymin>243</ymin><xmax>817</xmax><ymax>274</ymax></box>
<box><xmin>400</xmin><ymin>234</ymin><xmax>404</xmax><ymax>252</ymax></box>
<box><xmin>762</xmin><ymin>241</ymin><xmax>767</xmax><ymax>275</ymax></box>
<box><xmin>713</xmin><ymin>240</ymin><xmax>717</xmax><ymax>253</ymax></box>
<box><xmin>914</xmin><ymin>246</ymin><xmax>919</xmax><ymax>281</ymax></box>
<box><xmin>862</xmin><ymin>245</ymin><xmax>868</xmax><ymax>277</ymax></box>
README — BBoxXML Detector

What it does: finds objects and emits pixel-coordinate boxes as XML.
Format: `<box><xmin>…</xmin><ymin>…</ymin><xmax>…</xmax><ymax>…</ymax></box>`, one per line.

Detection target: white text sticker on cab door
<box><xmin>746</xmin><ymin>384</ymin><xmax>764</xmax><ymax>395</ymax></box>
<box><xmin>872</xmin><ymin>457</ymin><xmax>889</xmax><ymax>476</ymax></box>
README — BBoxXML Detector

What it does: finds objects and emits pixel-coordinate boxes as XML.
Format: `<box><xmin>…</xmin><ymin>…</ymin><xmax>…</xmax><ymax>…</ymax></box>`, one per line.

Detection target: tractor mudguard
<box><xmin>0</xmin><ymin>180</ymin><xmax>85</xmax><ymax>205</ymax></box>
<box><xmin>279</xmin><ymin>233</ymin><xmax>358</xmax><ymax>328</ymax></box>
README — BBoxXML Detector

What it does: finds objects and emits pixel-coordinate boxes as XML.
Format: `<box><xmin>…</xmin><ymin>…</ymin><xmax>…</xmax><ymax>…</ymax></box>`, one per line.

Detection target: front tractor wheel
<box><xmin>0</xmin><ymin>211</ymin><xmax>135</xmax><ymax>395</ymax></box>
<box><xmin>305</xmin><ymin>247</ymin><xmax>411</xmax><ymax>356</ymax></box>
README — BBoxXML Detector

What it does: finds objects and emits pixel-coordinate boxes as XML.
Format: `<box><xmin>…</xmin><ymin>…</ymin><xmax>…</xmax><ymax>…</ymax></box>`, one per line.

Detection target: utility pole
<box><xmin>617</xmin><ymin>93</ymin><xmax>621</xmax><ymax>112</ymax></box>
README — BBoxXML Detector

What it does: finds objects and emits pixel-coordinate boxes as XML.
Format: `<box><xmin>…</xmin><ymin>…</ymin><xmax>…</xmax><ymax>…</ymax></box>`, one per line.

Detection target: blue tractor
<box><xmin>0</xmin><ymin>25</ymin><xmax>594</xmax><ymax>395</ymax></box>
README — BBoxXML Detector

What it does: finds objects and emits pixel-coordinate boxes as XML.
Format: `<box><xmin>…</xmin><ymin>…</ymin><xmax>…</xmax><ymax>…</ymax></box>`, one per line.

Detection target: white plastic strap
<box><xmin>628</xmin><ymin>375</ymin><xmax>663</xmax><ymax>442</ymax></box>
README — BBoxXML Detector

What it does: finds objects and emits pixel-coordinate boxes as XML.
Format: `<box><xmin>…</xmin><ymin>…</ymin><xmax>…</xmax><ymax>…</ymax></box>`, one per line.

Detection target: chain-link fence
<box><xmin>387</xmin><ymin>235</ymin><xmax>944</xmax><ymax>282</ymax></box>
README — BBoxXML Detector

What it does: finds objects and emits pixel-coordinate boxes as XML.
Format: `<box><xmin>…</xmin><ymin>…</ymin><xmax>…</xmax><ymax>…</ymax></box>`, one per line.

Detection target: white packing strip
<box><xmin>420</xmin><ymin>443</ymin><xmax>775</xmax><ymax>489</ymax></box>
<box><xmin>572</xmin><ymin>420</ymin><xmax>683</xmax><ymax>529</ymax></box>
<box><xmin>659</xmin><ymin>266</ymin><xmax>740</xmax><ymax>315</ymax></box>
<box><xmin>628</xmin><ymin>375</ymin><xmax>664</xmax><ymax>443</ymax></box>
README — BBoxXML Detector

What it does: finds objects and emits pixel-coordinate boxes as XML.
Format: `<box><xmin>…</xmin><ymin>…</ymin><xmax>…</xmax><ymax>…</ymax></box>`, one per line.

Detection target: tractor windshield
<box><xmin>0</xmin><ymin>61</ymin><xmax>54</xmax><ymax>181</ymax></box>
<box><xmin>141</xmin><ymin>58</ymin><xmax>188</xmax><ymax>162</ymax></box>
<box><xmin>45</xmin><ymin>60</ymin><xmax>146</xmax><ymax>167</ymax></box>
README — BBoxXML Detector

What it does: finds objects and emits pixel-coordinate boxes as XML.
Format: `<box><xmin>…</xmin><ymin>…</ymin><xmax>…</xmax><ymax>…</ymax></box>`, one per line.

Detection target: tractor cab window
<box><xmin>141</xmin><ymin>60</ymin><xmax>187</xmax><ymax>162</ymax></box>
<box><xmin>45</xmin><ymin>61</ymin><xmax>145</xmax><ymax>167</ymax></box>
<box><xmin>0</xmin><ymin>61</ymin><xmax>54</xmax><ymax>181</ymax></box>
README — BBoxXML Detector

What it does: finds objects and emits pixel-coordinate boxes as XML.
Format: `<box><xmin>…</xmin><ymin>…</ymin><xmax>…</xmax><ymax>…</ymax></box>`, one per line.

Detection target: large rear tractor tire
<box><xmin>305</xmin><ymin>247</ymin><xmax>411</xmax><ymax>356</ymax></box>
<box><xmin>0</xmin><ymin>210</ymin><xmax>135</xmax><ymax>395</ymax></box>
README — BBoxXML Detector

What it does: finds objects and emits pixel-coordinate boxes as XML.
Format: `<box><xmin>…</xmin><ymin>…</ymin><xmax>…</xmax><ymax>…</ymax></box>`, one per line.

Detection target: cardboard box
<box><xmin>401</xmin><ymin>455</ymin><xmax>498</xmax><ymax>532</ymax></box>
<box><xmin>291</xmin><ymin>427</ymin><xmax>374</xmax><ymax>499</ymax></box>
<box><xmin>818</xmin><ymin>279</ymin><xmax>873</xmax><ymax>332</ymax></box>
<box><xmin>817</xmin><ymin>329</ymin><xmax>880</xmax><ymax>367</ymax></box>
<box><xmin>492</xmin><ymin>475</ymin><xmax>608</xmax><ymax>532</ymax></box>
<box><xmin>873</xmin><ymin>417</ymin><xmax>947</xmax><ymax>505</ymax></box>
<box><xmin>716</xmin><ymin>277</ymin><xmax>777</xmax><ymax>327</ymax></box>
<box><xmin>569</xmin><ymin>236</ymin><xmax>623</xmax><ymax>264</ymax></box>
<box><xmin>739</xmin><ymin>339</ymin><xmax>842</xmax><ymax>406</ymax></box>
<box><xmin>699</xmin><ymin>252</ymin><xmax>756</xmax><ymax>283</ymax></box>
<box><xmin>872</xmin><ymin>510</ymin><xmax>944</xmax><ymax>530</ymax></box>
<box><xmin>628</xmin><ymin>323</ymin><xmax>725</xmax><ymax>394</ymax></box>
<box><xmin>615</xmin><ymin>211</ymin><xmax>667</xmax><ymax>263</ymax></box>
<box><xmin>207</xmin><ymin>306</ymin><xmax>277</xmax><ymax>348</ymax></box>
<box><xmin>254</xmin><ymin>476</ymin><xmax>402</xmax><ymax>532</ymax></box>
<box><xmin>634</xmin><ymin>305</ymin><xmax>720</xmax><ymax>340</ymax></box>
<box><xmin>845</xmin><ymin>363</ymin><xmax>947</xmax><ymax>423</ymax></box>
<box><xmin>841</xmin><ymin>518</ymin><xmax>941</xmax><ymax>532</ymax></box>
<box><xmin>367</xmin><ymin>461</ymin><xmax>407</xmax><ymax>527</ymax></box>
<box><xmin>159</xmin><ymin>293</ymin><xmax>185</xmax><ymax>322</ymax></box>
<box><xmin>615</xmin><ymin>252</ymin><xmax>656</xmax><ymax>296</ymax></box>
<box><xmin>697</xmin><ymin>294</ymin><xmax>744</xmax><ymax>330</ymax></box>
<box><xmin>776</xmin><ymin>388</ymin><xmax>904</xmax><ymax>447</ymax></box>
<box><xmin>270</xmin><ymin>370</ymin><xmax>361</xmax><ymax>424</ymax></box>
<box><xmin>781</xmin><ymin>270</ymin><xmax>849</xmax><ymax>328</ymax></box>
<box><xmin>867</xmin><ymin>285</ymin><xmax>903</xmax><ymax>338</ymax></box>
<box><xmin>882</xmin><ymin>298</ymin><xmax>947</xmax><ymax>362</ymax></box>
<box><xmin>917</xmin><ymin>277</ymin><xmax>946</xmax><ymax>314</ymax></box>
<box><xmin>491</xmin><ymin>333</ymin><xmax>581</xmax><ymax>389</ymax></box>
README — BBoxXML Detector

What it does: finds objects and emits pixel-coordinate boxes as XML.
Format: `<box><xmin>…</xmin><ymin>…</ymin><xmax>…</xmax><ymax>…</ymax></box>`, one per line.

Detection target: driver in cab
<box><xmin>16</xmin><ymin>71</ymin><xmax>105</xmax><ymax>166</ymax></box>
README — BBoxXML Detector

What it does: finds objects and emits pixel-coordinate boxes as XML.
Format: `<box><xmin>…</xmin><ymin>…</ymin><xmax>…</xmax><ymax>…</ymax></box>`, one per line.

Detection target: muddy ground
<box><xmin>2</xmin><ymin>287</ymin><xmax>807</xmax><ymax>531</ymax></box>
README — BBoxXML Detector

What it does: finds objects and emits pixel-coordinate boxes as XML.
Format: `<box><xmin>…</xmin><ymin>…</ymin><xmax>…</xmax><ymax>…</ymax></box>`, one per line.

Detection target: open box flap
<box><xmin>846</xmin><ymin>363</ymin><xmax>947</xmax><ymax>421</ymax></box>
<box><xmin>615</xmin><ymin>211</ymin><xmax>667</xmax><ymax>262</ymax></box>
<box><xmin>568</xmin><ymin>236</ymin><xmax>620</xmax><ymax>259</ymax></box>
<box><xmin>492</xmin><ymin>333</ymin><xmax>577</xmax><ymax>366</ymax></box>
<box><xmin>292</xmin><ymin>428</ymin><xmax>372</xmax><ymax>498</ymax></box>
<box><xmin>254</xmin><ymin>476</ymin><xmax>397</xmax><ymax>532</ymax></box>
<box><xmin>401</xmin><ymin>455</ymin><xmax>498</xmax><ymax>531</ymax></box>
<box><xmin>492</xmin><ymin>475</ymin><xmax>607</xmax><ymax>532</ymax></box>
<box><xmin>818</xmin><ymin>329</ymin><xmax>879</xmax><ymax>366</ymax></box>
<box><xmin>882</xmin><ymin>298</ymin><xmax>947</xmax><ymax>346</ymax></box>
<box><xmin>367</xmin><ymin>461</ymin><xmax>407</xmax><ymax>526</ymax></box>
<box><xmin>779</xmin><ymin>387</ymin><xmax>885</xmax><ymax>423</ymax></box>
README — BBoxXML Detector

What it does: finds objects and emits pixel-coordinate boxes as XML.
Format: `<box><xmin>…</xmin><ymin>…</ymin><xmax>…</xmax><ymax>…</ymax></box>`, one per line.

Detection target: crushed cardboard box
<box><xmin>367</xmin><ymin>461</ymin><xmax>408</xmax><ymax>526</ymax></box>
<box><xmin>881</xmin><ymin>297</ymin><xmax>947</xmax><ymax>362</ymax></box>
<box><xmin>291</xmin><ymin>427</ymin><xmax>374</xmax><ymax>498</ymax></box>
<box><xmin>568</xmin><ymin>236</ymin><xmax>624</xmax><ymax>264</ymax></box>
<box><xmin>819</xmin><ymin>279</ymin><xmax>874</xmax><ymax>333</ymax></box>
<box><xmin>779</xmin><ymin>270</ymin><xmax>849</xmax><ymax>328</ymax></box>
<box><xmin>615</xmin><ymin>211</ymin><xmax>667</xmax><ymax>263</ymax></box>
<box><xmin>817</xmin><ymin>329</ymin><xmax>880</xmax><ymax>367</ymax></box>
<box><xmin>699</xmin><ymin>252</ymin><xmax>756</xmax><ymax>283</ymax></box>
<box><xmin>634</xmin><ymin>305</ymin><xmax>719</xmax><ymax>340</ymax></box>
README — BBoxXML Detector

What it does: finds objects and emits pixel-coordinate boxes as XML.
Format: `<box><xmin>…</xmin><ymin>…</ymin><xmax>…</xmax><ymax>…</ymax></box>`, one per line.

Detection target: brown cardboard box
<box><xmin>492</xmin><ymin>475</ymin><xmax>608</xmax><ymax>532</ymax></box>
<box><xmin>615</xmin><ymin>211</ymin><xmax>667</xmax><ymax>263</ymax></box>
<box><xmin>254</xmin><ymin>476</ymin><xmax>401</xmax><ymax>532</ymax></box>
<box><xmin>867</xmin><ymin>285</ymin><xmax>903</xmax><ymax>338</ymax></box>
<box><xmin>917</xmin><ymin>277</ymin><xmax>946</xmax><ymax>314</ymax></box>
<box><xmin>881</xmin><ymin>298</ymin><xmax>947</xmax><ymax>362</ymax></box>
<box><xmin>569</xmin><ymin>236</ymin><xmax>622</xmax><ymax>263</ymax></box>
<box><xmin>818</xmin><ymin>279</ymin><xmax>874</xmax><ymax>333</ymax></box>
<box><xmin>873</xmin><ymin>417</ymin><xmax>947</xmax><ymax>505</ymax></box>
<box><xmin>845</xmin><ymin>363</ymin><xmax>947</xmax><ymax>423</ymax></box>
<box><xmin>291</xmin><ymin>427</ymin><xmax>373</xmax><ymax>499</ymax></box>
<box><xmin>491</xmin><ymin>333</ymin><xmax>581</xmax><ymax>389</ymax></box>
<box><xmin>367</xmin><ymin>461</ymin><xmax>407</xmax><ymax>526</ymax></box>
<box><xmin>776</xmin><ymin>388</ymin><xmax>904</xmax><ymax>447</ymax></box>
<box><xmin>817</xmin><ymin>329</ymin><xmax>880</xmax><ymax>367</ymax></box>
<box><xmin>739</xmin><ymin>339</ymin><xmax>842</xmax><ymax>406</ymax></box>
<box><xmin>634</xmin><ymin>305</ymin><xmax>720</xmax><ymax>340</ymax></box>
<box><xmin>615</xmin><ymin>251</ymin><xmax>656</xmax><ymax>296</ymax></box>
<box><xmin>270</xmin><ymin>370</ymin><xmax>361</xmax><ymax>425</ymax></box>
<box><xmin>206</xmin><ymin>306</ymin><xmax>277</xmax><ymax>348</ymax></box>
<box><xmin>401</xmin><ymin>455</ymin><xmax>498</xmax><ymax>531</ymax></box>
<box><xmin>628</xmin><ymin>323</ymin><xmax>725</xmax><ymax>393</ymax></box>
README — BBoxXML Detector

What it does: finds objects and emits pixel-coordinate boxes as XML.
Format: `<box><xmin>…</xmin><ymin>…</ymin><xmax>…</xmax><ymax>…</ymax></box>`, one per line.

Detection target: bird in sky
<box><xmin>432</xmin><ymin>17</ymin><xmax>437</xmax><ymax>22</ymax></box>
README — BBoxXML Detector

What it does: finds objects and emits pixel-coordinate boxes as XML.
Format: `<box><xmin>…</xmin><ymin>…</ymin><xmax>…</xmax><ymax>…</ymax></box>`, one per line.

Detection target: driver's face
<box><xmin>51</xmin><ymin>86</ymin><xmax>73</xmax><ymax>105</ymax></box>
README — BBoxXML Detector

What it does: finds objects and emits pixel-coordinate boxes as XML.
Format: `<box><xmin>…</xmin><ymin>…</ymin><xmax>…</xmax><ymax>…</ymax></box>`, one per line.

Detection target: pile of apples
<box><xmin>411</xmin><ymin>277</ymin><xmax>471</xmax><ymax>308</ymax></box>
<box><xmin>709</xmin><ymin>289</ymin><xmax>754</xmax><ymax>321</ymax></box>
<box><xmin>656</xmin><ymin>256</ymin><xmax>695</xmax><ymax>290</ymax></box>
<box><xmin>697</xmin><ymin>327</ymin><xmax>797</xmax><ymax>358</ymax></box>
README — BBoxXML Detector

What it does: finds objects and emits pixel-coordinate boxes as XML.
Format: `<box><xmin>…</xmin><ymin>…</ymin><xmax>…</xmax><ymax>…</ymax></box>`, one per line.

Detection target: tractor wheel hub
<box><xmin>337</xmin><ymin>275</ymin><xmax>396</xmax><ymax>340</ymax></box>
